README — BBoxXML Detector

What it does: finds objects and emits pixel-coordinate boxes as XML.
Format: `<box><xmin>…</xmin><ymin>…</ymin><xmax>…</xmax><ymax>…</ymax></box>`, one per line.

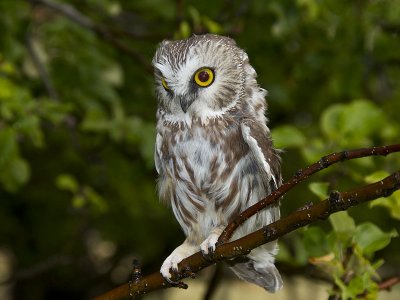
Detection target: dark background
<box><xmin>0</xmin><ymin>0</ymin><xmax>399</xmax><ymax>299</ymax></box>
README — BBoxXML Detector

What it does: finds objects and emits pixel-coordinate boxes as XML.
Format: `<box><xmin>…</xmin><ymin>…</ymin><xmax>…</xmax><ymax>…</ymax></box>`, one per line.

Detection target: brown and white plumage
<box><xmin>153</xmin><ymin>34</ymin><xmax>283</xmax><ymax>292</ymax></box>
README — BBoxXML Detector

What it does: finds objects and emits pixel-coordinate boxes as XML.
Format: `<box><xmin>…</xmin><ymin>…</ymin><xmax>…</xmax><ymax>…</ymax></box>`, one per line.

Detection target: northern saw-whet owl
<box><xmin>153</xmin><ymin>34</ymin><xmax>282</xmax><ymax>292</ymax></box>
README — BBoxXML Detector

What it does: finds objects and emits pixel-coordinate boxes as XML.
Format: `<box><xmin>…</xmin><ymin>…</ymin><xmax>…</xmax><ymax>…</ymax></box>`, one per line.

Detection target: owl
<box><xmin>152</xmin><ymin>34</ymin><xmax>282</xmax><ymax>292</ymax></box>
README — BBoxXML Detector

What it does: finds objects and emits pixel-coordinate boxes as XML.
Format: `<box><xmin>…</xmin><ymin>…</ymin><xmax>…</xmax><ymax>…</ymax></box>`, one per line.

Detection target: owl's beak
<box><xmin>179</xmin><ymin>95</ymin><xmax>195</xmax><ymax>113</ymax></box>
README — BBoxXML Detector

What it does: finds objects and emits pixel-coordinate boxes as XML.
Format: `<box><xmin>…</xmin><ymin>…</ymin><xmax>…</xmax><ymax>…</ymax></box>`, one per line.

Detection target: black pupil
<box><xmin>198</xmin><ymin>70</ymin><xmax>209</xmax><ymax>82</ymax></box>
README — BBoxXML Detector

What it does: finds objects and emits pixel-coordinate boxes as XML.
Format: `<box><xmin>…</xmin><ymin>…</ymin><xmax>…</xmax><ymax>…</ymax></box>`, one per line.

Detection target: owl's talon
<box><xmin>200</xmin><ymin>230</ymin><xmax>222</xmax><ymax>260</ymax></box>
<box><xmin>160</xmin><ymin>262</ymin><xmax>180</xmax><ymax>284</ymax></box>
<box><xmin>160</xmin><ymin>241</ymin><xmax>198</xmax><ymax>286</ymax></box>
<box><xmin>182</xmin><ymin>265</ymin><xmax>196</xmax><ymax>279</ymax></box>
<box><xmin>161</xmin><ymin>272</ymin><xmax>181</xmax><ymax>285</ymax></box>
<box><xmin>201</xmin><ymin>249</ymin><xmax>215</xmax><ymax>262</ymax></box>
<box><xmin>161</xmin><ymin>268</ymin><xmax>189</xmax><ymax>289</ymax></box>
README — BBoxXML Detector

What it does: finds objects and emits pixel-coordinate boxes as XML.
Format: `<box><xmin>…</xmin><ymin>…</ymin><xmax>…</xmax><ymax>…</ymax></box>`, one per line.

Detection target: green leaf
<box><xmin>320</xmin><ymin>100</ymin><xmax>386</xmax><ymax>147</ymax></box>
<box><xmin>0</xmin><ymin>157</ymin><xmax>30</xmax><ymax>192</ymax></box>
<box><xmin>276</xmin><ymin>241</ymin><xmax>292</xmax><ymax>263</ymax></box>
<box><xmin>308</xmin><ymin>182</ymin><xmax>329</xmax><ymax>200</ymax></box>
<box><xmin>188</xmin><ymin>6</ymin><xmax>201</xmax><ymax>28</ymax></box>
<box><xmin>329</xmin><ymin>211</ymin><xmax>355</xmax><ymax>236</ymax></box>
<box><xmin>84</xmin><ymin>186</ymin><xmax>108</xmax><ymax>213</ymax></box>
<box><xmin>39</xmin><ymin>100</ymin><xmax>73</xmax><ymax>124</ymax></box>
<box><xmin>178</xmin><ymin>21</ymin><xmax>191</xmax><ymax>39</ymax></box>
<box><xmin>56</xmin><ymin>174</ymin><xmax>79</xmax><ymax>193</ymax></box>
<box><xmin>366</xmin><ymin>172</ymin><xmax>400</xmax><ymax>220</ymax></box>
<box><xmin>271</xmin><ymin>125</ymin><xmax>306</xmax><ymax>148</ymax></box>
<box><xmin>203</xmin><ymin>17</ymin><xmax>223</xmax><ymax>34</ymax></box>
<box><xmin>320</xmin><ymin>103</ymin><xmax>345</xmax><ymax>140</ymax></box>
<box><xmin>342</xmin><ymin>100</ymin><xmax>385</xmax><ymax>138</ymax></box>
<box><xmin>0</xmin><ymin>77</ymin><xmax>15</xmax><ymax>99</ymax></box>
<box><xmin>369</xmin><ymin>192</ymin><xmax>400</xmax><ymax>220</ymax></box>
<box><xmin>346</xmin><ymin>273</ymin><xmax>378</xmax><ymax>300</ymax></box>
<box><xmin>81</xmin><ymin>105</ymin><xmax>110</xmax><ymax>132</ymax></box>
<box><xmin>13</xmin><ymin>115</ymin><xmax>44</xmax><ymax>147</ymax></box>
<box><xmin>300</xmin><ymin>138</ymin><xmax>328</xmax><ymax>163</ymax></box>
<box><xmin>10</xmin><ymin>158</ymin><xmax>30</xmax><ymax>186</ymax></box>
<box><xmin>297</xmin><ymin>0</ymin><xmax>320</xmax><ymax>20</ymax></box>
<box><xmin>353</xmin><ymin>222</ymin><xmax>398</xmax><ymax>256</ymax></box>
<box><xmin>303</xmin><ymin>226</ymin><xmax>330</xmax><ymax>257</ymax></box>
<box><xmin>364</xmin><ymin>171</ymin><xmax>389</xmax><ymax>183</ymax></box>
<box><xmin>0</xmin><ymin>128</ymin><xmax>17</xmax><ymax>167</ymax></box>
<box><xmin>72</xmin><ymin>195</ymin><xmax>85</xmax><ymax>209</ymax></box>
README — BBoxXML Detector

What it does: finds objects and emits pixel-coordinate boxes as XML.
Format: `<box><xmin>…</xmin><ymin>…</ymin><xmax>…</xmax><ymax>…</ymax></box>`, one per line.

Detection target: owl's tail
<box><xmin>228</xmin><ymin>244</ymin><xmax>283</xmax><ymax>292</ymax></box>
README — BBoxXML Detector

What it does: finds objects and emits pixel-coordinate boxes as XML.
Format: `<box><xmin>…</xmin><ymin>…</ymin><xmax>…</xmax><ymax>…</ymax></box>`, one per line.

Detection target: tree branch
<box><xmin>29</xmin><ymin>0</ymin><xmax>94</xmax><ymax>28</ymax></box>
<box><xmin>93</xmin><ymin>166</ymin><xmax>400</xmax><ymax>299</ymax></box>
<box><xmin>28</xmin><ymin>0</ymin><xmax>153</xmax><ymax>74</ymax></box>
<box><xmin>218</xmin><ymin>144</ymin><xmax>400</xmax><ymax>243</ymax></box>
<box><xmin>378</xmin><ymin>276</ymin><xmax>400</xmax><ymax>291</ymax></box>
<box><xmin>25</xmin><ymin>28</ymin><xmax>60</xmax><ymax>101</ymax></box>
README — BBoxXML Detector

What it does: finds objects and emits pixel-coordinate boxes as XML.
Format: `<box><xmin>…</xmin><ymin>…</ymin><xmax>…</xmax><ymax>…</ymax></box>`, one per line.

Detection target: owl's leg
<box><xmin>160</xmin><ymin>239</ymin><xmax>198</xmax><ymax>282</ymax></box>
<box><xmin>200</xmin><ymin>225</ymin><xmax>225</xmax><ymax>256</ymax></box>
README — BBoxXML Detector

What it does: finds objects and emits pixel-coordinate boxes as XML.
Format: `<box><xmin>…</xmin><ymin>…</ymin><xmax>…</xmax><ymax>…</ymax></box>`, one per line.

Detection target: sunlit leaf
<box><xmin>329</xmin><ymin>211</ymin><xmax>355</xmax><ymax>236</ymax></box>
<box><xmin>320</xmin><ymin>104</ymin><xmax>345</xmax><ymax>140</ymax></box>
<box><xmin>366</xmin><ymin>172</ymin><xmax>400</xmax><ymax>220</ymax></box>
<box><xmin>308</xmin><ymin>182</ymin><xmax>329</xmax><ymax>200</ymax></box>
<box><xmin>353</xmin><ymin>222</ymin><xmax>398</xmax><ymax>256</ymax></box>
<box><xmin>72</xmin><ymin>195</ymin><xmax>85</xmax><ymax>209</ymax></box>
<box><xmin>56</xmin><ymin>174</ymin><xmax>79</xmax><ymax>193</ymax></box>
<box><xmin>271</xmin><ymin>125</ymin><xmax>306</xmax><ymax>148</ymax></box>
<box><xmin>178</xmin><ymin>21</ymin><xmax>191</xmax><ymax>39</ymax></box>
<box><xmin>84</xmin><ymin>186</ymin><xmax>108</xmax><ymax>213</ymax></box>
<box><xmin>365</xmin><ymin>171</ymin><xmax>389</xmax><ymax>183</ymax></box>
<box><xmin>203</xmin><ymin>17</ymin><xmax>223</xmax><ymax>34</ymax></box>
<box><xmin>369</xmin><ymin>192</ymin><xmax>400</xmax><ymax>220</ymax></box>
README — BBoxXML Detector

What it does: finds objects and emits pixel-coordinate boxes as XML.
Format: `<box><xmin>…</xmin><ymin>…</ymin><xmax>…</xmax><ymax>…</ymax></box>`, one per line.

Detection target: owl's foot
<box><xmin>160</xmin><ymin>241</ymin><xmax>197</xmax><ymax>284</ymax></box>
<box><xmin>200</xmin><ymin>233</ymin><xmax>219</xmax><ymax>256</ymax></box>
<box><xmin>200</xmin><ymin>226</ymin><xmax>225</xmax><ymax>259</ymax></box>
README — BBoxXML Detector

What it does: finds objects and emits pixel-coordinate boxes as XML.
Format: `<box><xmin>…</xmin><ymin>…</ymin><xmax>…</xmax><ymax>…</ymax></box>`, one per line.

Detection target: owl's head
<box><xmin>152</xmin><ymin>34</ymin><xmax>260</xmax><ymax>123</ymax></box>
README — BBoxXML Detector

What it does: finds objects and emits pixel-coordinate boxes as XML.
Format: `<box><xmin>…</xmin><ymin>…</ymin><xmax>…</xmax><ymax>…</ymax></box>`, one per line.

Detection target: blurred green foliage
<box><xmin>0</xmin><ymin>0</ymin><xmax>399</xmax><ymax>299</ymax></box>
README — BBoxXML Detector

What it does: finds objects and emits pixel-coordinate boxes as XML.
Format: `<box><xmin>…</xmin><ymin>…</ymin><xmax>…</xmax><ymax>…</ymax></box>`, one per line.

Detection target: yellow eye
<box><xmin>194</xmin><ymin>68</ymin><xmax>214</xmax><ymax>87</ymax></box>
<box><xmin>161</xmin><ymin>77</ymin><xmax>170</xmax><ymax>91</ymax></box>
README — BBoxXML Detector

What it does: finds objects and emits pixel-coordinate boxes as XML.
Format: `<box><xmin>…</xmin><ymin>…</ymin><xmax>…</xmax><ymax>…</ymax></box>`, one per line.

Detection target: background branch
<box><xmin>25</xmin><ymin>28</ymin><xmax>59</xmax><ymax>101</ymax></box>
<box><xmin>378</xmin><ymin>276</ymin><xmax>400</xmax><ymax>291</ymax></box>
<box><xmin>94</xmin><ymin>148</ymin><xmax>400</xmax><ymax>299</ymax></box>
<box><xmin>28</xmin><ymin>0</ymin><xmax>153</xmax><ymax>73</ymax></box>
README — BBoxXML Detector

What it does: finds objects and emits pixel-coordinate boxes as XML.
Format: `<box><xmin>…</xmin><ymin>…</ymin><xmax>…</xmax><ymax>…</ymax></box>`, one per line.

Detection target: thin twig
<box><xmin>378</xmin><ymin>276</ymin><xmax>400</xmax><ymax>291</ymax></box>
<box><xmin>29</xmin><ymin>0</ymin><xmax>94</xmax><ymax>28</ymax></box>
<box><xmin>93</xmin><ymin>171</ymin><xmax>400</xmax><ymax>300</ymax></box>
<box><xmin>25</xmin><ymin>28</ymin><xmax>59</xmax><ymax>101</ymax></box>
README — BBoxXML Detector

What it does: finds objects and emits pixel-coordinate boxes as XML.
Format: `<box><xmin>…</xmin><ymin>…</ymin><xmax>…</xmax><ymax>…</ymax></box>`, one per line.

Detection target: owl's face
<box><xmin>152</xmin><ymin>34</ymin><xmax>250</xmax><ymax>122</ymax></box>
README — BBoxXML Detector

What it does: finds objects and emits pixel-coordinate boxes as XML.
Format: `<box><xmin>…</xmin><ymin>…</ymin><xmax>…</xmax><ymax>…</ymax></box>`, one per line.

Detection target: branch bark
<box><xmin>94</xmin><ymin>144</ymin><xmax>400</xmax><ymax>300</ymax></box>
